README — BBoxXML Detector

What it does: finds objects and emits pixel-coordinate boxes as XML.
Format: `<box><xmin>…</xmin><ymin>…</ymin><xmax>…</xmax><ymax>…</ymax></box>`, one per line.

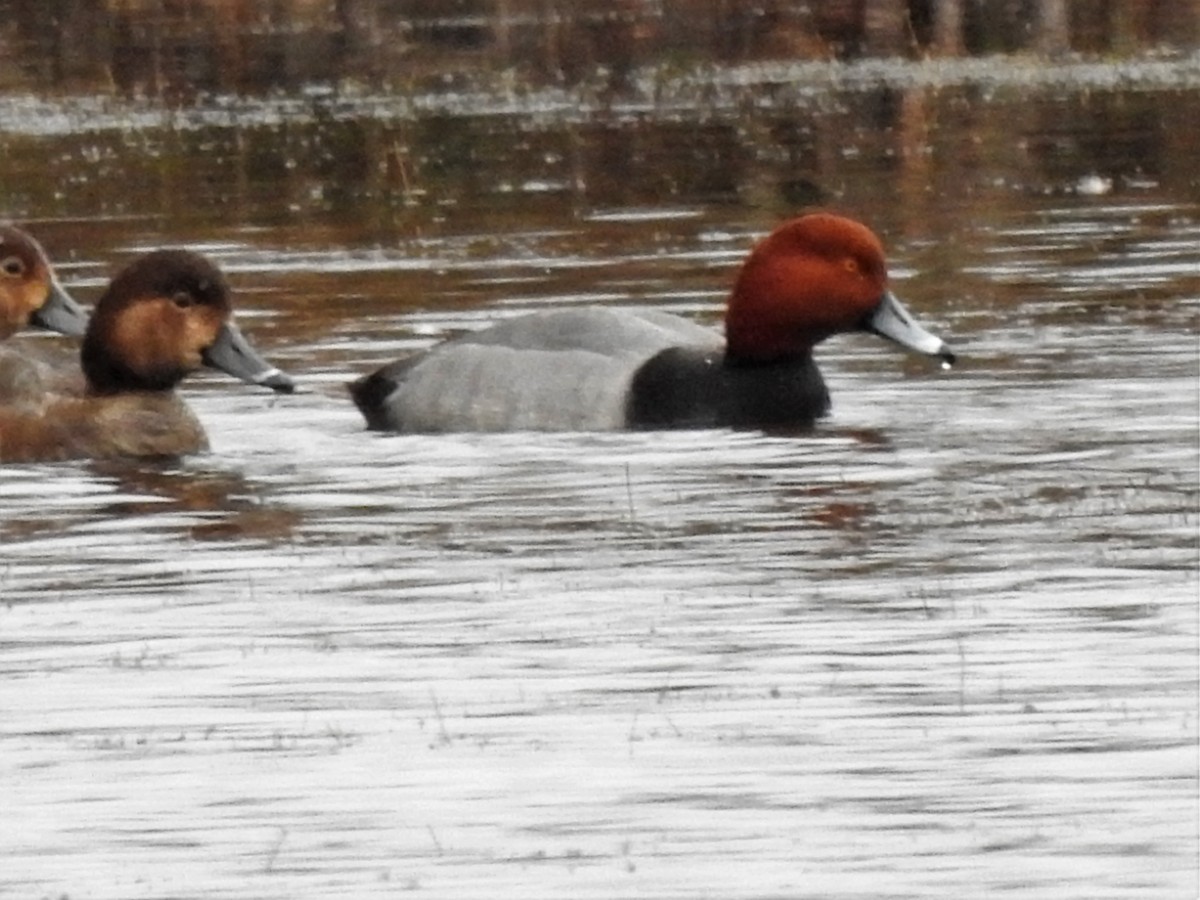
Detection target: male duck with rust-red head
<box><xmin>349</xmin><ymin>213</ymin><xmax>955</xmax><ymax>433</ymax></box>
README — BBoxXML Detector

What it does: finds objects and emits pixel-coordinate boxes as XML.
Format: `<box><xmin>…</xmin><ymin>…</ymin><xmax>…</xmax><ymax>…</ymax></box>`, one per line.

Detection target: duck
<box><xmin>0</xmin><ymin>224</ymin><xmax>89</xmax><ymax>341</ymax></box>
<box><xmin>0</xmin><ymin>224</ymin><xmax>91</xmax><ymax>400</ymax></box>
<box><xmin>349</xmin><ymin>212</ymin><xmax>955</xmax><ymax>433</ymax></box>
<box><xmin>0</xmin><ymin>248</ymin><xmax>294</xmax><ymax>462</ymax></box>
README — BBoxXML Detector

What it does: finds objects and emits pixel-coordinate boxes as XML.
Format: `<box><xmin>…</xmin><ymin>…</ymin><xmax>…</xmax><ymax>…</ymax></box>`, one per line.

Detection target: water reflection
<box><xmin>3</xmin><ymin>80</ymin><xmax>1195</xmax><ymax>251</ymax></box>
<box><xmin>88</xmin><ymin>461</ymin><xmax>303</xmax><ymax>543</ymax></box>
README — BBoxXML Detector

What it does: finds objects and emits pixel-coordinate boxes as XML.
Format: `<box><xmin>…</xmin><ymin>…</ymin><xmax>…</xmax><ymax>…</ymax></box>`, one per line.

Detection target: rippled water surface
<box><xmin>1</xmin><ymin>72</ymin><xmax>1198</xmax><ymax>899</ymax></box>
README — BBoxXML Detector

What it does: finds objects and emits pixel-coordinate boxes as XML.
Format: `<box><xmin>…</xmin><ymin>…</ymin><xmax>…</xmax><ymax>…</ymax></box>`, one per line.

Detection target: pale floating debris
<box><xmin>1074</xmin><ymin>174</ymin><xmax>1114</xmax><ymax>196</ymax></box>
<box><xmin>585</xmin><ymin>208</ymin><xmax>704</xmax><ymax>223</ymax></box>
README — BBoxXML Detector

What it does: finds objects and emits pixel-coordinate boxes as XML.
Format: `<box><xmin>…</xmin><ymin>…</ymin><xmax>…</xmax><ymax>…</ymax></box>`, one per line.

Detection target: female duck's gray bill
<box><xmin>864</xmin><ymin>291</ymin><xmax>956</xmax><ymax>366</ymax></box>
<box><xmin>202</xmin><ymin>322</ymin><xmax>296</xmax><ymax>393</ymax></box>
<box><xmin>30</xmin><ymin>280</ymin><xmax>89</xmax><ymax>337</ymax></box>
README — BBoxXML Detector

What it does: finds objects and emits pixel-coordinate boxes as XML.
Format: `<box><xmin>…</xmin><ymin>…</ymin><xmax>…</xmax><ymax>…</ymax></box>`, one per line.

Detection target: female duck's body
<box><xmin>0</xmin><ymin>249</ymin><xmax>294</xmax><ymax>463</ymax></box>
<box><xmin>350</xmin><ymin>213</ymin><xmax>955</xmax><ymax>433</ymax></box>
<box><xmin>0</xmin><ymin>391</ymin><xmax>206</xmax><ymax>460</ymax></box>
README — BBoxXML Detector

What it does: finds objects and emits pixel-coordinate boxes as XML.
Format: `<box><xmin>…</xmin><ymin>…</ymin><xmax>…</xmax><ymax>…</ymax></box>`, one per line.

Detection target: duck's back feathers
<box><xmin>349</xmin><ymin>307</ymin><xmax>723</xmax><ymax>432</ymax></box>
<box><xmin>0</xmin><ymin>342</ymin><xmax>83</xmax><ymax>408</ymax></box>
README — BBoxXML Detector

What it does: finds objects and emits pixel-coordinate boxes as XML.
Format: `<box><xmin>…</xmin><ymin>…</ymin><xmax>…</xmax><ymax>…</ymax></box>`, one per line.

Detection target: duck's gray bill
<box><xmin>864</xmin><ymin>291</ymin><xmax>956</xmax><ymax>366</ymax></box>
<box><xmin>202</xmin><ymin>321</ymin><xmax>296</xmax><ymax>393</ymax></box>
<box><xmin>31</xmin><ymin>280</ymin><xmax>89</xmax><ymax>337</ymax></box>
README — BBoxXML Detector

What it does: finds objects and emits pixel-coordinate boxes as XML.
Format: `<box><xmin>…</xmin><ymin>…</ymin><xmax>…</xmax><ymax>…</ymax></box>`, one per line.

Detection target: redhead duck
<box><xmin>0</xmin><ymin>249</ymin><xmax>294</xmax><ymax>462</ymax></box>
<box><xmin>0</xmin><ymin>225</ymin><xmax>90</xmax><ymax>402</ymax></box>
<box><xmin>0</xmin><ymin>224</ymin><xmax>88</xmax><ymax>341</ymax></box>
<box><xmin>349</xmin><ymin>212</ymin><xmax>955</xmax><ymax>432</ymax></box>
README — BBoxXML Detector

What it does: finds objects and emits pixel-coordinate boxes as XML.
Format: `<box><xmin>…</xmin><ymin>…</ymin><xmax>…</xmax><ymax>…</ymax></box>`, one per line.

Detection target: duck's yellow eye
<box><xmin>1</xmin><ymin>256</ymin><xmax>25</xmax><ymax>278</ymax></box>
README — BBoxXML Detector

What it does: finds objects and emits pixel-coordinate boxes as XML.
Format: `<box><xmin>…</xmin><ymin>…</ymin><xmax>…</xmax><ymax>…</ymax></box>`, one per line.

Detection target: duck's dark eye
<box><xmin>171</xmin><ymin>291</ymin><xmax>195</xmax><ymax>309</ymax></box>
<box><xmin>1</xmin><ymin>256</ymin><xmax>25</xmax><ymax>277</ymax></box>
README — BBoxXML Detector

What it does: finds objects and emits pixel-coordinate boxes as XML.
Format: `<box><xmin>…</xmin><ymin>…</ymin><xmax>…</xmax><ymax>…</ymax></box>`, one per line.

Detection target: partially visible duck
<box><xmin>0</xmin><ymin>225</ymin><xmax>90</xmax><ymax>403</ymax></box>
<box><xmin>0</xmin><ymin>224</ymin><xmax>88</xmax><ymax>340</ymax></box>
<box><xmin>349</xmin><ymin>212</ymin><xmax>955</xmax><ymax>433</ymax></box>
<box><xmin>0</xmin><ymin>249</ymin><xmax>294</xmax><ymax>462</ymax></box>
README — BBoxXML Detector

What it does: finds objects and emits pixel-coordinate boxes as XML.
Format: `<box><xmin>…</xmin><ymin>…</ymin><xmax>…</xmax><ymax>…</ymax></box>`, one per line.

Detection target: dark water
<box><xmin>1</xmin><ymin>61</ymin><xmax>1198</xmax><ymax>898</ymax></box>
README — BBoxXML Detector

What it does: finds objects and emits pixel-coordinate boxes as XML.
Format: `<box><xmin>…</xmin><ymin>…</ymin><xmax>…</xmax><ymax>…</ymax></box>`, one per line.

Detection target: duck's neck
<box><xmin>82</xmin><ymin>338</ymin><xmax>183</xmax><ymax>396</ymax></box>
<box><xmin>626</xmin><ymin>346</ymin><xmax>829</xmax><ymax>430</ymax></box>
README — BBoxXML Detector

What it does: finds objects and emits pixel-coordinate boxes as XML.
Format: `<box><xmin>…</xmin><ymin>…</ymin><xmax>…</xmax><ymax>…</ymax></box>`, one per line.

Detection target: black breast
<box><xmin>626</xmin><ymin>347</ymin><xmax>830</xmax><ymax>430</ymax></box>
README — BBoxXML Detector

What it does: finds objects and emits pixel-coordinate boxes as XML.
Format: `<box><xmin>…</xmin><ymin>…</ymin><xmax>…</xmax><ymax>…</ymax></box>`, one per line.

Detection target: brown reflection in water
<box><xmin>87</xmin><ymin>460</ymin><xmax>302</xmax><ymax>543</ymax></box>
<box><xmin>0</xmin><ymin>83</ymin><xmax>1195</xmax><ymax>361</ymax></box>
<box><xmin>581</xmin><ymin>119</ymin><xmax>749</xmax><ymax>210</ymax></box>
<box><xmin>809</xmin><ymin>497</ymin><xmax>877</xmax><ymax>532</ymax></box>
<box><xmin>7</xmin><ymin>86</ymin><xmax>1194</xmax><ymax>239</ymax></box>
<box><xmin>1024</xmin><ymin>91</ymin><xmax>1199</xmax><ymax>192</ymax></box>
<box><xmin>777</xmin><ymin>429</ymin><xmax>894</xmax><ymax>531</ymax></box>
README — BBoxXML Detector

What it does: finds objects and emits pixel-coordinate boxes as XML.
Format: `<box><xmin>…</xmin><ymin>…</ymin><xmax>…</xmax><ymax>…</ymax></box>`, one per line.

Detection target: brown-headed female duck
<box><xmin>0</xmin><ymin>224</ymin><xmax>88</xmax><ymax>341</ymax></box>
<box><xmin>0</xmin><ymin>249</ymin><xmax>294</xmax><ymax>462</ymax></box>
<box><xmin>0</xmin><ymin>224</ymin><xmax>90</xmax><ymax>400</ymax></box>
<box><xmin>349</xmin><ymin>212</ymin><xmax>955</xmax><ymax>432</ymax></box>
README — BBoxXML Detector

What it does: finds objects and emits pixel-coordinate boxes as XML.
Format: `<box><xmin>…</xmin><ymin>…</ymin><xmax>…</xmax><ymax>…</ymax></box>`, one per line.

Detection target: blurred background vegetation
<box><xmin>0</xmin><ymin>0</ymin><xmax>1195</xmax><ymax>99</ymax></box>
